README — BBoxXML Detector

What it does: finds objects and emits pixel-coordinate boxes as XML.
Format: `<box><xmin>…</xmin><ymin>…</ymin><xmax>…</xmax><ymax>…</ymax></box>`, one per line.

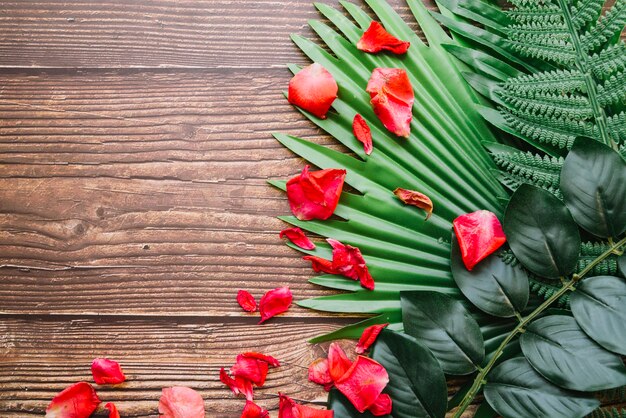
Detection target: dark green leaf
<box><xmin>571</xmin><ymin>275</ymin><xmax>626</xmax><ymax>355</ymax></box>
<box><xmin>401</xmin><ymin>291</ymin><xmax>484</xmax><ymax>374</ymax></box>
<box><xmin>370</xmin><ymin>329</ymin><xmax>447</xmax><ymax>418</ymax></box>
<box><xmin>450</xmin><ymin>237</ymin><xmax>529</xmax><ymax>317</ymax></box>
<box><xmin>328</xmin><ymin>389</ymin><xmax>384</xmax><ymax>418</ymax></box>
<box><xmin>504</xmin><ymin>184</ymin><xmax>581</xmax><ymax>278</ymax></box>
<box><xmin>619</xmin><ymin>253</ymin><xmax>626</xmax><ymax>277</ymax></box>
<box><xmin>484</xmin><ymin>357</ymin><xmax>600</xmax><ymax>418</ymax></box>
<box><xmin>560</xmin><ymin>137</ymin><xmax>626</xmax><ymax>238</ymax></box>
<box><xmin>520</xmin><ymin>315</ymin><xmax>626</xmax><ymax>391</ymax></box>
<box><xmin>473</xmin><ymin>402</ymin><xmax>498</xmax><ymax>418</ymax></box>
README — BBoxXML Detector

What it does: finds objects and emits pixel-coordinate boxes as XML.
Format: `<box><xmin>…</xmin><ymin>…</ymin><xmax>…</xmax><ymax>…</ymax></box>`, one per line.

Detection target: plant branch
<box><xmin>451</xmin><ymin>235</ymin><xmax>626</xmax><ymax>418</ymax></box>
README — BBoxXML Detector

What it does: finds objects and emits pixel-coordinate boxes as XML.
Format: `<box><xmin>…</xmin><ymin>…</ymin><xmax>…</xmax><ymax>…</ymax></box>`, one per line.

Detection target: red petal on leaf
<box><xmin>327</xmin><ymin>343</ymin><xmax>353</xmax><ymax>382</ymax></box>
<box><xmin>158</xmin><ymin>387</ymin><xmax>205</xmax><ymax>418</ymax></box>
<box><xmin>308</xmin><ymin>358</ymin><xmax>333</xmax><ymax>390</ymax></box>
<box><xmin>219</xmin><ymin>368</ymin><xmax>254</xmax><ymax>401</ymax></box>
<box><xmin>241</xmin><ymin>400</ymin><xmax>269</xmax><ymax>418</ymax></box>
<box><xmin>278</xmin><ymin>394</ymin><xmax>334</xmax><ymax>418</ymax></box>
<box><xmin>280</xmin><ymin>227</ymin><xmax>316</xmax><ymax>250</ymax></box>
<box><xmin>453</xmin><ymin>210</ymin><xmax>506</xmax><ymax>270</ymax></box>
<box><xmin>355</xmin><ymin>323</ymin><xmax>389</xmax><ymax>354</ymax></box>
<box><xmin>45</xmin><ymin>382</ymin><xmax>101</xmax><ymax>418</ymax></box>
<box><xmin>259</xmin><ymin>286</ymin><xmax>293</xmax><ymax>324</ymax></box>
<box><xmin>328</xmin><ymin>239</ymin><xmax>375</xmax><ymax>290</ymax></box>
<box><xmin>394</xmin><ymin>187</ymin><xmax>433</xmax><ymax>220</ymax></box>
<box><xmin>352</xmin><ymin>114</ymin><xmax>373</xmax><ymax>155</ymax></box>
<box><xmin>287</xmin><ymin>166</ymin><xmax>346</xmax><ymax>221</ymax></box>
<box><xmin>232</xmin><ymin>355</ymin><xmax>269</xmax><ymax>386</ymax></box>
<box><xmin>368</xmin><ymin>393</ymin><xmax>393</xmax><ymax>416</ymax></box>
<box><xmin>91</xmin><ymin>358</ymin><xmax>126</xmax><ymax>385</ymax></box>
<box><xmin>288</xmin><ymin>63</ymin><xmax>338</xmax><ymax>119</ymax></box>
<box><xmin>241</xmin><ymin>352</ymin><xmax>281</xmax><ymax>367</ymax></box>
<box><xmin>366</xmin><ymin>68</ymin><xmax>414</xmax><ymax>138</ymax></box>
<box><xmin>335</xmin><ymin>356</ymin><xmax>389</xmax><ymax>413</ymax></box>
<box><xmin>237</xmin><ymin>290</ymin><xmax>257</xmax><ymax>312</ymax></box>
<box><xmin>357</xmin><ymin>21</ymin><xmax>410</xmax><ymax>55</ymax></box>
<box><xmin>105</xmin><ymin>402</ymin><xmax>121</xmax><ymax>418</ymax></box>
<box><xmin>303</xmin><ymin>255</ymin><xmax>338</xmax><ymax>274</ymax></box>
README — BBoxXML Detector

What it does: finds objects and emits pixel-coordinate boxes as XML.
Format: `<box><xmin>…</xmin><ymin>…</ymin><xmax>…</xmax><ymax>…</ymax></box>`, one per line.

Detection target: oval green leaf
<box><xmin>619</xmin><ymin>253</ymin><xmax>626</xmax><ymax>278</ymax></box>
<box><xmin>520</xmin><ymin>315</ymin><xmax>626</xmax><ymax>391</ymax></box>
<box><xmin>451</xmin><ymin>237</ymin><xmax>529</xmax><ymax>317</ymax></box>
<box><xmin>571</xmin><ymin>275</ymin><xmax>626</xmax><ymax>355</ymax></box>
<box><xmin>370</xmin><ymin>329</ymin><xmax>447</xmax><ymax>418</ymax></box>
<box><xmin>504</xmin><ymin>184</ymin><xmax>581</xmax><ymax>278</ymax></box>
<box><xmin>401</xmin><ymin>290</ymin><xmax>485</xmax><ymax>375</ymax></box>
<box><xmin>560</xmin><ymin>137</ymin><xmax>626</xmax><ymax>238</ymax></box>
<box><xmin>484</xmin><ymin>357</ymin><xmax>600</xmax><ymax>418</ymax></box>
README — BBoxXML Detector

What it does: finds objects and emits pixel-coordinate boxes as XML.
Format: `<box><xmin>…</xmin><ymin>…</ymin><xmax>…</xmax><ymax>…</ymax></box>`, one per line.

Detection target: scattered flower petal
<box><xmin>259</xmin><ymin>286</ymin><xmax>293</xmax><ymax>324</ymax></box>
<box><xmin>355</xmin><ymin>323</ymin><xmax>389</xmax><ymax>354</ymax></box>
<box><xmin>394</xmin><ymin>187</ymin><xmax>434</xmax><ymax>220</ymax></box>
<box><xmin>357</xmin><ymin>21</ymin><xmax>410</xmax><ymax>55</ymax></box>
<box><xmin>327</xmin><ymin>342</ymin><xmax>352</xmax><ymax>382</ymax></box>
<box><xmin>158</xmin><ymin>387</ymin><xmax>205</xmax><ymax>418</ymax></box>
<box><xmin>334</xmin><ymin>356</ymin><xmax>389</xmax><ymax>413</ymax></box>
<box><xmin>280</xmin><ymin>227</ymin><xmax>316</xmax><ymax>250</ymax></box>
<box><xmin>91</xmin><ymin>358</ymin><xmax>126</xmax><ymax>385</ymax></box>
<box><xmin>308</xmin><ymin>358</ymin><xmax>333</xmax><ymax>390</ymax></box>
<box><xmin>288</xmin><ymin>63</ymin><xmax>338</xmax><ymax>119</ymax></box>
<box><xmin>241</xmin><ymin>400</ymin><xmax>270</xmax><ymax>418</ymax></box>
<box><xmin>237</xmin><ymin>290</ymin><xmax>258</xmax><ymax>312</ymax></box>
<box><xmin>453</xmin><ymin>210</ymin><xmax>506</xmax><ymax>270</ymax></box>
<box><xmin>231</xmin><ymin>355</ymin><xmax>269</xmax><ymax>387</ymax></box>
<box><xmin>366</xmin><ymin>68</ymin><xmax>414</xmax><ymax>138</ymax></box>
<box><xmin>303</xmin><ymin>255</ymin><xmax>338</xmax><ymax>275</ymax></box>
<box><xmin>368</xmin><ymin>393</ymin><xmax>393</xmax><ymax>416</ymax></box>
<box><xmin>278</xmin><ymin>394</ymin><xmax>334</xmax><ymax>418</ymax></box>
<box><xmin>328</xmin><ymin>239</ymin><xmax>375</xmax><ymax>290</ymax></box>
<box><xmin>105</xmin><ymin>402</ymin><xmax>121</xmax><ymax>418</ymax></box>
<box><xmin>287</xmin><ymin>166</ymin><xmax>346</xmax><ymax>221</ymax></box>
<box><xmin>219</xmin><ymin>368</ymin><xmax>254</xmax><ymax>401</ymax></box>
<box><xmin>352</xmin><ymin>114</ymin><xmax>373</xmax><ymax>155</ymax></box>
<box><xmin>241</xmin><ymin>352</ymin><xmax>281</xmax><ymax>368</ymax></box>
<box><xmin>45</xmin><ymin>382</ymin><xmax>101</xmax><ymax>418</ymax></box>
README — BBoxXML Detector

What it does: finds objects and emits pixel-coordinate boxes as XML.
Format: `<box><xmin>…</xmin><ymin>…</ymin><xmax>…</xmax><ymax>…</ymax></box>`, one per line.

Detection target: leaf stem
<box><xmin>451</xmin><ymin>236</ymin><xmax>626</xmax><ymax>418</ymax></box>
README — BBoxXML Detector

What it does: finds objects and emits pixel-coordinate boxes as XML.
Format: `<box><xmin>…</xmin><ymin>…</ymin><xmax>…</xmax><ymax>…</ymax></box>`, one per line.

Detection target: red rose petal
<box><xmin>327</xmin><ymin>342</ymin><xmax>353</xmax><ymax>382</ymax></box>
<box><xmin>91</xmin><ymin>358</ymin><xmax>126</xmax><ymax>385</ymax></box>
<box><xmin>232</xmin><ymin>355</ymin><xmax>269</xmax><ymax>387</ymax></box>
<box><xmin>237</xmin><ymin>290</ymin><xmax>258</xmax><ymax>312</ymax></box>
<box><xmin>278</xmin><ymin>394</ymin><xmax>334</xmax><ymax>418</ymax></box>
<box><xmin>453</xmin><ymin>210</ymin><xmax>506</xmax><ymax>270</ymax></box>
<box><xmin>355</xmin><ymin>323</ymin><xmax>389</xmax><ymax>354</ymax></box>
<box><xmin>394</xmin><ymin>187</ymin><xmax>434</xmax><ymax>220</ymax></box>
<box><xmin>288</xmin><ymin>63</ymin><xmax>338</xmax><ymax>119</ymax></box>
<box><xmin>308</xmin><ymin>358</ymin><xmax>333</xmax><ymax>390</ymax></box>
<box><xmin>45</xmin><ymin>382</ymin><xmax>101</xmax><ymax>418</ymax></box>
<box><xmin>366</xmin><ymin>68</ymin><xmax>414</xmax><ymax>138</ymax></box>
<box><xmin>219</xmin><ymin>368</ymin><xmax>254</xmax><ymax>401</ymax></box>
<box><xmin>105</xmin><ymin>402</ymin><xmax>121</xmax><ymax>418</ymax></box>
<box><xmin>280</xmin><ymin>227</ymin><xmax>316</xmax><ymax>250</ymax></box>
<box><xmin>258</xmin><ymin>286</ymin><xmax>293</xmax><ymax>324</ymax></box>
<box><xmin>287</xmin><ymin>165</ymin><xmax>346</xmax><ymax>221</ymax></box>
<box><xmin>357</xmin><ymin>21</ymin><xmax>410</xmax><ymax>55</ymax></box>
<box><xmin>334</xmin><ymin>356</ymin><xmax>389</xmax><ymax>413</ymax></box>
<box><xmin>241</xmin><ymin>352</ymin><xmax>281</xmax><ymax>368</ymax></box>
<box><xmin>352</xmin><ymin>114</ymin><xmax>373</xmax><ymax>155</ymax></box>
<box><xmin>241</xmin><ymin>400</ymin><xmax>269</xmax><ymax>418</ymax></box>
<box><xmin>303</xmin><ymin>255</ymin><xmax>338</xmax><ymax>274</ymax></box>
<box><xmin>328</xmin><ymin>239</ymin><xmax>375</xmax><ymax>290</ymax></box>
<box><xmin>368</xmin><ymin>393</ymin><xmax>393</xmax><ymax>416</ymax></box>
<box><xmin>158</xmin><ymin>387</ymin><xmax>204</xmax><ymax>418</ymax></box>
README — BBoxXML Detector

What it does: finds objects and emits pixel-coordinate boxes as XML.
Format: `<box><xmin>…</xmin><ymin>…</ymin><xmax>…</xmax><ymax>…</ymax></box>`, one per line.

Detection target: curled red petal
<box><xmin>327</xmin><ymin>342</ymin><xmax>353</xmax><ymax>382</ymax></box>
<box><xmin>158</xmin><ymin>387</ymin><xmax>205</xmax><ymax>418</ymax></box>
<box><xmin>368</xmin><ymin>393</ymin><xmax>393</xmax><ymax>416</ymax></box>
<box><xmin>352</xmin><ymin>114</ymin><xmax>373</xmax><ymax>155</ymax></box>
<box><xmin>394</xmin><ymin>187</ymin><xmax>433</xmax><ymax>220</ymax></box>
<box><xmin>45</xmin><ymin>382</ymin><xmax>101</xmax><ymax>418</ymax></box>
<box><xmin>334</xmin><ymin>356</ymin><xmax>389</xmax><ymax>413</ymax></box>
<box><xmin>303</xmin><ymin>255</ymin><xmax>339</xmax><ymax>275</ymax></box>
<box><xmin>232</xmin><ymin>355</ymin><xmax>269</xmax><ymax>386</ymax></box>
<box><xmin>308</xmin><ymin>358</ymin><xmax>333</xmax><ymax>389</ymax></box>
<box><xmin>241</xmin><ymin>400</ymin><xmax>270</xmax><ymax>418</ymax></box>
<box><xmin>91</xmin><ymin>358</ymin><xmax>126</xmax><ymax>385</ymax></box>
<box><xmin>278</xmin><ymin>394</ymin><xmax>334</xmax><ymax>418</ymax></box>
<box><xmin>219</xmin><ymin>368</ymin><xmax>254</xmax><ymax>401</ymax></box>
<box><xmin>280</xmin><ymin>227</ymin><xmax>316</xmax><ymax>250</ymax></box>
<box><xmin>288</xmin><ymin>63</ymin><xmax>338</xmax><ymax>119</ymax></box>
<box><xmin>241</xmin><ymin>352</ymin><xmax>281</xmax><ymax>367</ymax></box>
<box><xmin>355</xmin><ymin>323</ymin><xmax>389</xmax><ymax>354</ymax></box>
<box><xmin>453</xmin><ymin>210</ymin><xmax>506</xmax><ymax>270</ymax></box>
<box><xmin>328</xmin><ymin>239</ymin><xmax>375</xmax><ymax>290</ymax></box>
<box><xmin>258</xmin><ymin>286</ymin><xmax>293</xmax><ymax>324</ymax></box>
<box><xmin>237</xmin><ymin>290</ymin><xmax>258</xmax><ymax>312</ymax></box>
<box><xmin>357</xmin><ymin>21</ymin><xmax>410</xmax><ymax>55</ymax></box>
<box><xmin>105</xmin><ymin>402</ymin><xmax>121</xmax><ymax>418</ymax></box>
<box><xmin>287</xmin><ymin>166</ymin><xmax>346</xmax><ymax>221</ymax></box>
<box><xmin>366</xmin><ymin>68</ymin><xmax>414</xmax><ymax>138</ymax></box>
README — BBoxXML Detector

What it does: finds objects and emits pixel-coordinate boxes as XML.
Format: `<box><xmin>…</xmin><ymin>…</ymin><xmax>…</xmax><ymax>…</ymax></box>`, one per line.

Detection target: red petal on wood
<box><xmin>105</xmin><ymin>402</ymin><xmax>121</xmax><ymax>418</ymax></box>
<box><xmin>278</xmin><ymin>394</ymin><xmax>334</xmax><ymax>418</ymax></box>
<box><xmin>158</xmin><ymin>387</ymin><xmax>205</xmax><ymax>418</ymax></box>
<box><xmin>287</xmin><ymin>165</ymin><xmax>346</xmax><ymax>221</ymax></box>
<box><xmin>303</xmin><ymin>255</ymin><xmax>338</xmax><ymax>275</ymax></box>
<box><xmin>231</xmin><ymin>355</ymin><xmax>269</xmax><ymax>387</ymax></box>
<box><xmin>357</xmin><ymin>21</ymin><xmax>410</xmax><ymax>55</ymax></box>
<box><xmin>453</xmin><ymin>210</ymin><xmax>506</xmax><ymax>270</ymax></box>
<box><xmin>327</xmin><ymin>342</ymin><xmax>352</xmax><ymax>382</ymax></box>
<box><xmin>328</xmin><ymin>239</ymin><xmax>375</xmax><ymax>290</ymax></box>
<box><xmin>241</xmin><ymin>400</ymin><xmax>270</xmax><ymax>418</ymax></box>
<box><xmin>91</xmin><ymin>358</ymin><xmax>126</xmax><ymax>385</ymax></box>
<box><xmin>308</xmin><ymin>358</ymin><xmax>333</xmax><ymax>390</ymax></box>
<box><xmin>280</xmin><ymin>227</ymin><xmax>316</xmax><ymax>250</ymax></box>
<box><xmin>241</xmin><ymin>352</ymin><xmax>281</xmax><ymax>367</ymax></box>
<box><xmin>352</xmin><ymin>114</ymin><xmax>373</xmax><ymax>155</ymax></box>
<box><xmin>237</xmin><ymin>290</ymin><xmax>258</xmax><ymax>312</ymax></box>
<box><xmin>258</xmin><ymin>286</ymin><xmax>293</xmax><ymax>324</ymax></box>
<box><xmin>366</xmin><ymin>68</ymin><xmax>414</xmax><ymax>138</ymax></box>
<box><xmin>334</xmin><ymin>356</ymin><xmax>389</xmax><ymax>413</ymax></box>
<box><xmin>355</xmin><ymin>323</ymin><xmax>389</xmax><ymax>354</ymax></box>
<box><xmin>368</xmin><ymin>393</ymin><xmax>393</xmax><ymax>416</ymax></box>
<box><xmin>394</xmin><ymin>187</ymin><xmax>433</xmax><ymax>220</ymax></box>
<box><xmin>219</xmin><ymin>368</ymin><xmax>254</xmax><ymax>401</ymax></box>
<box><xmin>45</xmin><ymin>382</ymin><xmax>101</xmax><ymax>418</ymax></box>
<box><xmin>288</xmin><ymin>63</ymin><xmax>338</xmax><ymax>119</ymax></box>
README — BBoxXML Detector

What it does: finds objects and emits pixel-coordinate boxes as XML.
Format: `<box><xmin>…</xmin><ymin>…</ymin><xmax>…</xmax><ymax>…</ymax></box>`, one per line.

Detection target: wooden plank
<box><xmin>0</xmin><ymin>0</ymin><xmax>422</xmax><ymax>69</ymax></box>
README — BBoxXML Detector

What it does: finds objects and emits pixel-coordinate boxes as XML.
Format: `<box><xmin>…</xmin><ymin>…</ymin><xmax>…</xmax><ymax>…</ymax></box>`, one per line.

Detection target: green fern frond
<box><xmin>577</xmin><ymin>241</ymin><xmax>620</xmax><ymax>276</ymax></box>
<box><xmin>581</xmin><ymin>0</ymin><xmax>626</xmax><ymax>50</ymax></box>
<box><xmin>497</xmin><ymin>89</ymin><xmax>593</xmax><ymax>120</ymax></box>
<box><xmin>590</xmin><ymin>41</ymin><xmax>626</xmax><ymax>79</ymax></box>
<box><xmin>507</xmin><ymin>38</ymin><xmax>576</xmax><ymax>65</ymax></box>
<box><xmin>506</xmin><ymin>3</ymin><xmax>562</xmax><ymax>26</ymax></box>
<box><xmin>529</xmin><ymin>273</ymin><xmax>570</xmax><ymax>307</ymax></box>
<box><xmin>500</xmin><ymin>110</ymin><xmax>579</xmax><ymax>149</ymax></box>
<box><xmin>571</xmin><ymin>0</ymin><xmax>605</xmax><ymax>29</ymax></box>
<box><xmin>599</xmin><ymin>386</ymin><xmax>626</xmax><ymax>403</ymax></box>
<box><xmin>501</xmin><ymin>69</ymin><xmax>586</xmax><ymax>94</ymax></box>
<box><xmin>586</xmin><ymin>407</ymin><xmax>626</xmax><ymax>418</ymax></box>
<box><xmin>597</xmin><ymin>71</ymin><xmax>626</xmax><ymax>107</ymax></box>
<box><xmin>608</xmin><ymin>111</ymin><xmax>626</xmax><ymax>142</ymax></box>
